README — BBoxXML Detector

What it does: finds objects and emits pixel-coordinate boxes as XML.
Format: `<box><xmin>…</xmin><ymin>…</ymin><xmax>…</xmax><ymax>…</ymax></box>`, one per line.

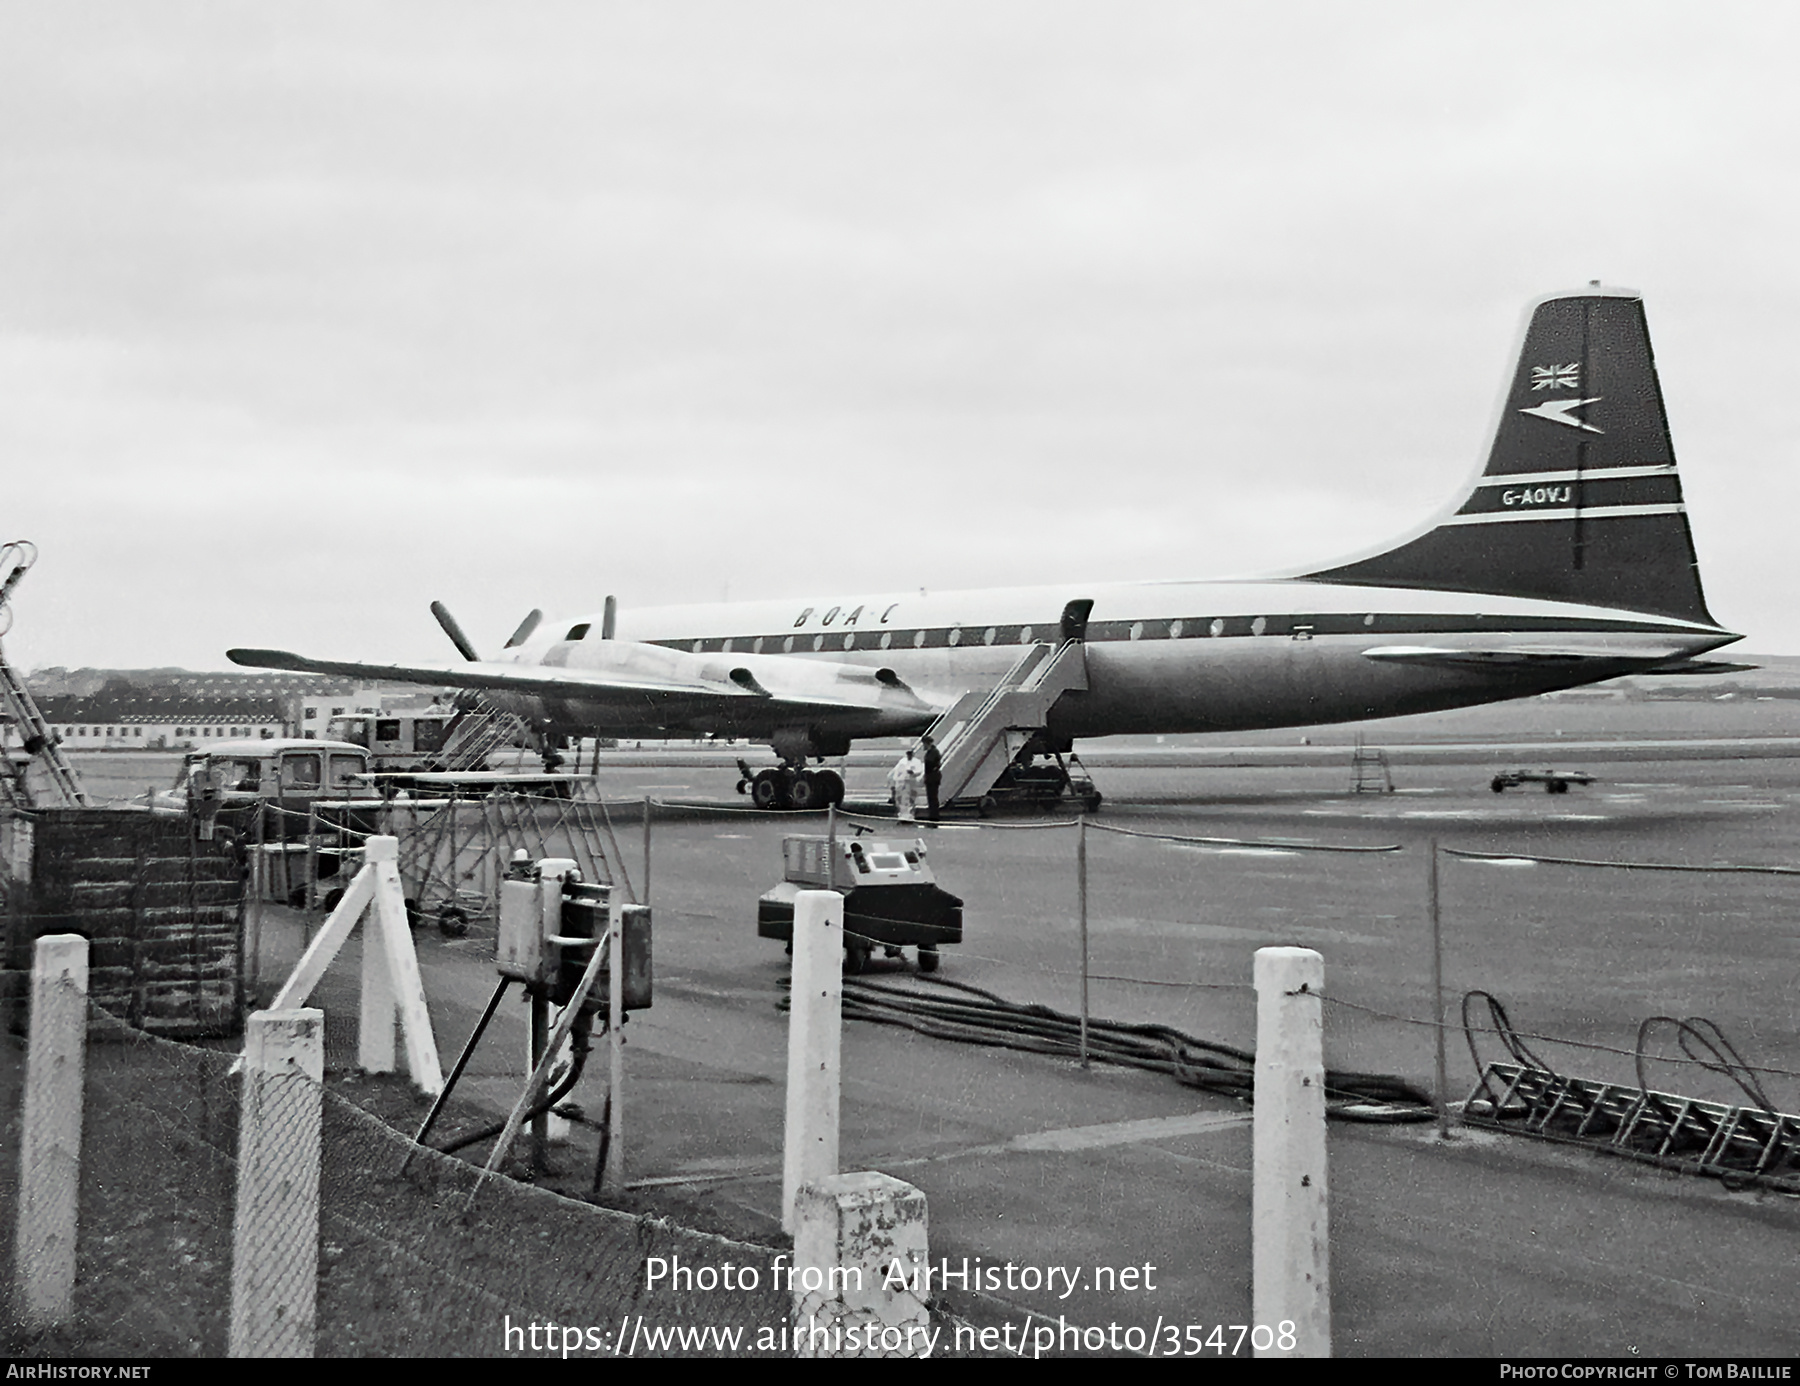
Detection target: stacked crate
<box><xmin>4</xmin><ymin>809</ymin><xmax>243</xmax><ymax>1037</ymax></box>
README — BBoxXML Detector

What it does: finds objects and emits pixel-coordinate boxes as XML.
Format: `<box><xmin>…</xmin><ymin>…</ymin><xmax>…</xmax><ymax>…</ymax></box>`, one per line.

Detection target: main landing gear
<box><xmin>736</xmin><ymin>759</ymin><xmax>846</xmax><ymax>811</ymax></box>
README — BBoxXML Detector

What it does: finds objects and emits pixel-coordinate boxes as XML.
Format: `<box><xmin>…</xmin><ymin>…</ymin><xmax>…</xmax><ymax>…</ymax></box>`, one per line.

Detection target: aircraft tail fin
<box><xmin>1305</xmin><ymin>288</ymin><xmax>1718</xmax><ymax>626</ymax></box>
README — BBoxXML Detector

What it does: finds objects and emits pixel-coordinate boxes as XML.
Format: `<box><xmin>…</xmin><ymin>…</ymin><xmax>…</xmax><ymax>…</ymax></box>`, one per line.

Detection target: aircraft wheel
<box><xmin>1491</xmin><ymin>778</ymin><xmax>1508</xmax><ymax>794</ymax></box>
<box><xmin>817</xmin><ymin>770</ymin><xmax>845</xmax><ymax>807</ymax></box>
<box><xmin>918</xmin><ymin>945</ymin><xmax>940</xmax><ymax>974</ymax></box>
<box><xmin>322</xmin><ymin>886</ymin><xmax>345</xmax><ymax>913</ymax></box>
<box><xmin>751</xmin><ymin>770</ymin><xmax>784</xmax><ymax>809</ymax></box>
<box><xmin>437</xmin><ymin>905</ymin><xmax>470</xmax><ymax>938</ymax></box>
<box><xmin>843</xmin><ymin>942</ymin><xmax>870</xmax><ymax>975</ymax></box>
<box><xmin>404</xmin><ymin>897</ymin><xmax>423</xmax><ymax>929</ymax></box>
<box><xmin>1084</xmin><ymin>791</ymin><xmax>1103</xmax><ymax>813</ymax></box>
<box><xmin>1548</xmin><ymin>779</ymin><xmax>1568</xmax><ymax>794</ymax></box>
<box><xmin>978</xmin><ymin>795</ymin><xmax>998</xmax><ymax>818</ymax></box>
<box><xmin>787</xmin><ymin>771</ymin><xmax>822</xmax><ymax>811</ymax></box>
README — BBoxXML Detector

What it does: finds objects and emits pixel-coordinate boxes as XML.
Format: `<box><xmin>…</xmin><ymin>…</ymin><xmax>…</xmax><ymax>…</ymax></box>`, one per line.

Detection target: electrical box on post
<box><xmin>497</xmin><ymin>856</ymin><xmax>579</xmax><ymax>988</ymax></box>
<box><xmin>495</xmin><ymin>856</ymin><xmax>650</xmax><ymax>1010</ymax></box>
<box><xmin>613</xmin><ymin>904</ymin><xmax>653</xmax><ymax>1011</ymax></box>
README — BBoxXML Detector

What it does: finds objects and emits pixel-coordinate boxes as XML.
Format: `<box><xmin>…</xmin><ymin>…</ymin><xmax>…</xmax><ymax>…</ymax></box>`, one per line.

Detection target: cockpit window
<box><xmin>566</xmin><ymin>623</ymin><xmax>591</xmax><ymax>641</ymax></box>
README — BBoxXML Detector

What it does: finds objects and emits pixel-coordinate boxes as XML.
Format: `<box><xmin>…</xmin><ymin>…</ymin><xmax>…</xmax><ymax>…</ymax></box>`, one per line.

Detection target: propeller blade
<box><xmin>430</xmin><ymin>600</ymin><xmax>481</xmax><ymax>662</ymax></box>
<box><xmin>502</xmin><ymin>608</ymin><xmax>543</xmax><ymax>649</ymax></box>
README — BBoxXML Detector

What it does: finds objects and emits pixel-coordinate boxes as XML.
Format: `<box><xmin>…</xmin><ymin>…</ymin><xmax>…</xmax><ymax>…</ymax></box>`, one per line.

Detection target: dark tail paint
<box><xmin>1307</xmin><ymin>290</ymin><xmax>1718</xmax><ymax>626</ymax></box>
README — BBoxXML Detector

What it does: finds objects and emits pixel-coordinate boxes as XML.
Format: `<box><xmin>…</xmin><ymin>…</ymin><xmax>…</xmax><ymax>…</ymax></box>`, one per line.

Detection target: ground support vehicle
<box><xmin>1490</xmin><ymin>769</ymin><xmax>1597</xmax><ymax>794</ymax></box>
<box><xmin>758</xmin><ymin>833</ymin><xmax>962</xmax><ymax>973</ymax></box>
<box><xmin>151</xmin><ymin>738</ymin><xmax>380</xmax><ymax>906</ymax></box>
<box><xmin>954</xmin><ymin>748</ymin><xmax>1102</xmax><ymax>817</ymax></box>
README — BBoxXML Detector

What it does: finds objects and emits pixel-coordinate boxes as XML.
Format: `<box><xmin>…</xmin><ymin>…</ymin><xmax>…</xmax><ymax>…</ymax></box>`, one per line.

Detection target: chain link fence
<box><xmin>2</xmin><ymin>996</ymin><xmax>996</xmax><ymax>1356</ymax></box>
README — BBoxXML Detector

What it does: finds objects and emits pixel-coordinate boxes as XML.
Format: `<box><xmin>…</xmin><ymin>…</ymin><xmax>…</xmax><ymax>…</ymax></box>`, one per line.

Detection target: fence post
<box><xmin>1077</xmin><ymin>815</ymin><xmax>1089</xmax><ymax>1068</ymax></box>
<box><xmin>14</xmin><ymin>933</ymin><xmax>88</xmax><ymax>1329</ymax></box>
<box><xmin>1252</xmin><ymin>946</ymin><xmax>1330</xmax><ymax>1358</ymax></box>
<box><xmin>230</xmin><ymin>1008</ymin><xmax>324</xmax><ymax>1358</ymax></box>
<box><xmin>360</xmin><ymin>887</ymin><xmax>396</xmax><ymax>1076</ymax></box>
<box><xmin>1427</xmin><ymin>837</ymin><xmax>1451</xmax><ymax>1140</ymax></box>
<box><xmin>642</xmin><ymin>794</ymin><xmax>652</xmax><ymax>906</ymax></box>
<box><xmin>782</xmin><ymin>889</ymin><xmax>842</xmax><ymax>1233</ymax></box>
<box><xmin>792</xmin><ymin>1172</ymin><xmax>930</xmax><ymax>1357</ymax></box>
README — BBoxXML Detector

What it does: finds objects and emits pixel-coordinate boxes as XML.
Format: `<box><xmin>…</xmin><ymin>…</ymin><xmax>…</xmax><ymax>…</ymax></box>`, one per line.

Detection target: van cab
<box><xmin>157</xmin><ymin>737</ymin><xmax>373</xmax><ymax>812</ymax></box>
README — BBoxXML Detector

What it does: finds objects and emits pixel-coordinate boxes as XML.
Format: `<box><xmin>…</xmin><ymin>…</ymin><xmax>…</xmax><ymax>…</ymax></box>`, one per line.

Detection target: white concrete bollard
<box><xmin>230</xmin><ymin>1008</ymin><xmax>324</xmax><ymax>1358</ymax></box>
<box><xmin>792</xmin><ymin>1172</ymin><xmax>930</xmax><ymax>1358</ymax></box>
<box><xmin>14</xmin><ymin>934</ymin><xmax>89</xmax><ymax>1329</ymax></box>
<box><xmin>1252</xmin><ymin>946</ymin><xmax>1330</xmax><ymax>1358</ymax></box>
<box><xmin>360</xmin><ymin>887</ymin><xmax>396</xmax><ymax>1075</ymax></box>
<box><xmin>782</xmin><ymin>889</ymin><xmax>843</xmax><ymax>1233</ymax></box>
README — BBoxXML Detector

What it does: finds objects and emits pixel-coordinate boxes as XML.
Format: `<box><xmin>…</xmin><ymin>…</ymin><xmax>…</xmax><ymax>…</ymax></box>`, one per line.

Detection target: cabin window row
<box><xmin>657</xmin><ymin>614</ymin><xmax>1385</xmax><ymax>656</ymax></box>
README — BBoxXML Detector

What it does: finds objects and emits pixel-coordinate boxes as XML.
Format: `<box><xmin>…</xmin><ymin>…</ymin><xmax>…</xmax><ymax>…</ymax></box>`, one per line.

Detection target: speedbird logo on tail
<box><xmin>1518</xmin><ymin>396</ymin><xmax>1604</xmax><ymax>433</ymax></box>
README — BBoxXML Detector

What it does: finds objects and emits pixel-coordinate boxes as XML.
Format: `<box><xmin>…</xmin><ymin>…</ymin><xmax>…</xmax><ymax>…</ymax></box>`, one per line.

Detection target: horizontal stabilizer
<box><xmin>1360</xmin><ymin>644</ymin><xmax>1688</xmax><ymax>667</ymax></box>
<box><xmin>1634</xmin><ymin>659</ymin><xmax>1759</xmax><ymax>676</ymax></box>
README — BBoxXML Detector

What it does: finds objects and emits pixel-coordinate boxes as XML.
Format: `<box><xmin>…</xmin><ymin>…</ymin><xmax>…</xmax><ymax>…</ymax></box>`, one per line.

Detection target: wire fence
<box><xmin>0</xmin><ymin>1000</ymin><xmax>837</xmax><ymax>1357</ymax></box>
<box><xmin>10</xmin><ymin>789</ymin><xmax>1800</xmax><ymax>1354</ymax></box>
<box><xmin>660</xmin><ymin>797</ymin><xmax>1800</xmax><ymax>1123</ymax></box>
<box><xmin>0</xmin><ymin>991</ymin><xmax>1021</xmax><ymax>1358</ymax></box>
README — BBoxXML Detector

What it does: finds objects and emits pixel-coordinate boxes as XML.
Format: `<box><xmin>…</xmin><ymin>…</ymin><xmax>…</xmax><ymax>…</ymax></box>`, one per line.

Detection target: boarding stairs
<box><xmin>0</xmin><ymin>541</ymin><xmax>87</xmax><ymax>809</ymax></box>
<box><xmin>925</xmin><ymin>639</ymin><xmax>1090</xmax><ymax>809</ymax></box>
<box><xmin>438</xmin><ymin>695</ymin><xmax>534</xmax><ymax>771</ymax></box>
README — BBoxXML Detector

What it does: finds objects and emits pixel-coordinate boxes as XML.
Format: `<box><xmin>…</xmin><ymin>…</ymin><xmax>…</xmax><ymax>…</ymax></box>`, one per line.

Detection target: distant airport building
<box><xmin>33</xmin><ymin>692</ymin><xmax>289</xmax><ymax>750</ymax></box>
<box><xmin>16</xmin><ymin>670</ymin><xmax>442</xmax><ymax>750</ymax></box>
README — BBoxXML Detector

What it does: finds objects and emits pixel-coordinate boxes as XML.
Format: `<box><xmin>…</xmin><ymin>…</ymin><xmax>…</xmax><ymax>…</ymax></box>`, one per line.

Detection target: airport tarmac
<box><xmin>241</xmin><ymin>745</ymin><xmax>1800</xmax><ymax>1358</ymax></box>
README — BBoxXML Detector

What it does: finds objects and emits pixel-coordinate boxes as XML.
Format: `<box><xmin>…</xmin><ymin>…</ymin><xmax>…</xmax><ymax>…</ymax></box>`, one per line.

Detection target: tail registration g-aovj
<box><xmin>231</xmin><ymin>287</ymin><xmax>1740</xmax><ymax>809</ymax></box>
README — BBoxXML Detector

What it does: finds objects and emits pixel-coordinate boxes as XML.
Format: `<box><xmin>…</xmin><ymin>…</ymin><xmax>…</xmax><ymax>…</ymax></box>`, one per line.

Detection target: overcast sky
<box><xmin>5</xmin><ymin>2</ymin><xmax>1796</xmax><ymax>670</ymax></box>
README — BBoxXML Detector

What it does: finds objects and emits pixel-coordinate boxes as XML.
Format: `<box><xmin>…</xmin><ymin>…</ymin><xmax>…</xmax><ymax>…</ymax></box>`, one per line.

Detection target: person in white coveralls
<box><xmin>887</xmin><ymin>747</ymin><xmax>924</xmax><ymax>823</ymax></box>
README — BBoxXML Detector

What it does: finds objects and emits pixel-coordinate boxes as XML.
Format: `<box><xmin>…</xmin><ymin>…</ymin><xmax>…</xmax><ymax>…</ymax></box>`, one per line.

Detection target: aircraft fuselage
<box><xmin>499</xmin><ymin>577</ymin><xmax>1734</xmax><ymax>745</ymax></box>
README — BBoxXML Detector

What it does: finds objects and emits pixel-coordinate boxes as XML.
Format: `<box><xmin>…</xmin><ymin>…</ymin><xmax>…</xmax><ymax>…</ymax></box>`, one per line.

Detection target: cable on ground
<box><xmin>781</xmin><ymin>972</ymin><xmax>1433</xmax><ymax>1123</ymax></box>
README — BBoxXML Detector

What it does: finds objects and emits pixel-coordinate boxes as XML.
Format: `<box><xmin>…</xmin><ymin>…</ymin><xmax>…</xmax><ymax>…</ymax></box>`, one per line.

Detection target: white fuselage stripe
<box><xmin>1444</xmin><ymin>504</ymin><xmax>1687</xmax><ymax>526</ymax></box>
<box><xmin>1474</xmin><ymin>464</ymin><xmax>1676</xmax><ymax>487</ymax></box>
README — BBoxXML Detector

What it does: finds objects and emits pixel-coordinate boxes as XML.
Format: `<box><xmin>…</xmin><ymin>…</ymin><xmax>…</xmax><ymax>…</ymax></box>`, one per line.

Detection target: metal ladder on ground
<box><xmin>1350</xmin><ymin>738</ymin><xmax>1393</xmax><ymax>794</ymax></box>
<box><xmin>0</xmin><ymin>541</ymin><xmax>87</xmax><ymax>809</ymax></box>
<box><xmin>925</xmin><ymin>639</ymin><xmax>1089</xmax><ymax>806</ymax></box>
<box><xmin>1465</xmin><ymin>1060</ymin><xmax>1800</xmax><ymax>1194</ymax></box>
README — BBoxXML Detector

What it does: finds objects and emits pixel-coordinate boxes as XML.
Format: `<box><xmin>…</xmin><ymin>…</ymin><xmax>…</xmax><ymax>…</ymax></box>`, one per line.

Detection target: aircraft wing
<box><xmin>226</xmin><ymin>645</ymin><xmax>935</xmax><ymax>716</ymax></box>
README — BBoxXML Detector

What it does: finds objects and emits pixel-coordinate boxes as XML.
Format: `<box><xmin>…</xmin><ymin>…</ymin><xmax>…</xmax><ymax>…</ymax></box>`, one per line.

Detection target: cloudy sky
<box><xmin>5</xmin><ymin>2</ymin><xmax>1796</xmax><ymax>670</ymax></box>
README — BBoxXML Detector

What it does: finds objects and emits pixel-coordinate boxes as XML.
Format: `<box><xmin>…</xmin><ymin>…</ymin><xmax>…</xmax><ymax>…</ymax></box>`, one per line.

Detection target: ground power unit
<box><xmin>758</xmin><ymin>834</ymin><xmax>962</xmax><ymax>973</ymax></box>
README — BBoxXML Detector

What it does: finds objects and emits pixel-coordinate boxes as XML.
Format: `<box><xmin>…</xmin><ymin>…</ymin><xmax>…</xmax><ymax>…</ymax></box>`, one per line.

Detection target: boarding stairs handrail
<box><xmin>440</xmin><ymin>697</ymin><xmax>533</xmax><ymax>771</ymax></box>
<box><xmin>927</xmin><ymin>639</ymin><xmax>1089</xmax><ymax>804</ymax></box>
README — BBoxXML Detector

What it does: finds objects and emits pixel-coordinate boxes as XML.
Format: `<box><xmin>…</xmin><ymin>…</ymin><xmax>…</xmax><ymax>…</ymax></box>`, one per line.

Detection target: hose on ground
<box><xmin>782</xmin><ymin>973</ymin><xmax>1434</xmax><ymax>1123</ymax></box>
